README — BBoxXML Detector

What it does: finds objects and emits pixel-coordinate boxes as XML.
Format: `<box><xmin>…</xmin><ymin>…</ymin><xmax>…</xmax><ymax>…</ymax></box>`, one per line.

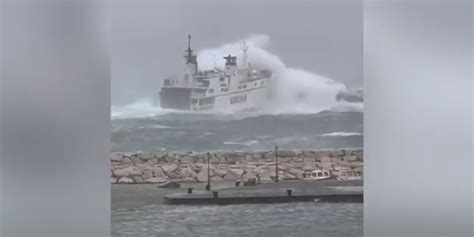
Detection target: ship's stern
<box><xmin>159</xmin><ymin>87</ymin><xmax>192</xmax><ymax>110</ymax></box>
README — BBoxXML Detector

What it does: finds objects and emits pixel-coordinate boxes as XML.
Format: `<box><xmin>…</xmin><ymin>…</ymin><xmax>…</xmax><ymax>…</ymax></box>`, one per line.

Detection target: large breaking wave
<box><xmin>198</xmin><ymin>34</ymin><xmax>361</xmax><ymax>114</ymax></box>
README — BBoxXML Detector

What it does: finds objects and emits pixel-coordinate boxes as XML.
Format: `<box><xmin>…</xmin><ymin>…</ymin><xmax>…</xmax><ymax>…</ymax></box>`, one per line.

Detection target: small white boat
<box><xmin>303</xmin><ymin>169</ymin><xmax>331</xmax><ymax>181</ymax></box>
<box><xmin>337</xmin><ymin>170</ymin><xmax>363</xmax><ymax>180</ymax></box>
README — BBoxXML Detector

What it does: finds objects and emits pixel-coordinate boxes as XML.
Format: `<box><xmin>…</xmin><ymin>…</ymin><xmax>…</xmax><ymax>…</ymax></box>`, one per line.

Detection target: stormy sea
<box><xmin>111</xmin><ymin>109</ymin><xmax>363</xmax><ymax>153</ymax></box>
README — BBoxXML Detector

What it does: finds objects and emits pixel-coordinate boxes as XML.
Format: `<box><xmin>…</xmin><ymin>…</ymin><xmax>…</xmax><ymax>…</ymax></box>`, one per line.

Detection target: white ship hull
<box><xmin>191</xmin><ymin>81</ymin><xmax>270</xmax><ymax>112</ymax></box>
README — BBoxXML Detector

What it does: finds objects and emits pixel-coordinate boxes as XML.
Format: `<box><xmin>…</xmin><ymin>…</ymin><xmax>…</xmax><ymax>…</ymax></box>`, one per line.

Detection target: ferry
<box><xmin>157</xmin><ymin>35</ymin><xmax>272</xmax><ymax>112</ymax></box>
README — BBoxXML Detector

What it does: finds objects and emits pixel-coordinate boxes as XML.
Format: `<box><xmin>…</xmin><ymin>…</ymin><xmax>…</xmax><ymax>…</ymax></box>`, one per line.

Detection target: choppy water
<box><xmin>112</xmin><ymin>202</ymin><xmax>362</xmax><ymax>237</ymax></box>
<box><xmin>111</xmin><ymin>109</ymin><xmax>364</xmax><ymax>237</ymax></box>
<box><xmin>111</xmin><ymin>110</ymin><xmax>363</xmax><ymax>152</ymax></box>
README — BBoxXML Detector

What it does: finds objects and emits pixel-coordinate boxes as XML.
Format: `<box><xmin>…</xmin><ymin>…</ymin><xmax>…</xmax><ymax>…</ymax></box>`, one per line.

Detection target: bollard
<box><xmin>212</xmin><ymin>191</ymin><xmax>218</xmax><ymax>198</ymax></box>
<box><xmin>235</xmin><ymin>181</ymin><xmax>240</xmax><ymax>187</ymax></box>
<box><xmin>187</xmin><ymin>187</ymin><xmax>193</xmax><ymax>194</ymax></box>
<box><xmin>286</xmin><ymin>189</ymin><xmax>292</xmax><ymax>197</ymax></box>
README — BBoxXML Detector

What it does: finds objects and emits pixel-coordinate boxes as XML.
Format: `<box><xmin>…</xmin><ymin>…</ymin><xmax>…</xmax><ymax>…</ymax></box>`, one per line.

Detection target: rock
<box><xmin>180</xmin><ymin>156</ymin><xmax>193</xmax><ymax>164</ymax></box>
<box><xmin>229</xmin><ymin>168</ymin><xmax>244</xmax><ymax>176</ymax></box>
<box><xmin>302</xmin><ymin>150</ymin><xmax>314</xmax><ymax>158</ymax></box>
<box><xmin>131</xmin><ymin>156</ymin><xmax>141</xmax><ymax>164</ymax></box>
<box><xmin>252</xmin><ymin>152</ymin><xmax>263</xmax><ymax>160</ymax></box>
<box><xmin>253</xmin><ymin>167</ymin><xmax>267</xmax><ymax>174</ymax></box>
<box><xmin>214</xmin><ymin>168</ymin><xmax>228</xmax><ymax>177</ymax></box>
<box><xmin>350</xmin><ymin>161</ymin><xmax>363</xmax><ymax>168</ymax></box>
<box><xmin>223</xmin><ymin>170</ymin><xmax>243</xmax><ymax>181</ymax></box>
<box><xmin>331</xmin><ymin>157</ymin><xmax>342</xmax><ymax>163</ymax></box>
<box><xmin>302</xmin><ymin>164</ymin><xmax>316</xmax><ymax>171</ymax></box>
<box><xmin>320</xmin><ymin>156</ymin><xmax>332</xmax><ymax>163</ymax></box>
<box><xmin>244</xmin><ymin>165</ymin><xmax>258</xmax><ymax>173</ymax></box>
<box><xmin>113</xmin><ymin>167</ymin><xmax>142</xmax><ymax>177</ymax></box>
<box><xmin>330</xmin><ymin>150</ymin><xmax>344</xmax><ymax>157</ymax></box>
<box><xmin>303</xmin><ymin>156</ymin><xmax>316</xmax><ymax>162</ymax></box>
<box><xmin>264</xmin><ymin>151</ymin><xmax>275</xmax><ymax>159</ymax></box>
<box><xmin>112</xmin><ymin>164</ymin><xmax>133</xmax><ymax>171</ymax></box>
<box><xmin>152</xmin><ymin>167</ymin><xmax>168</xmax><ymax>178</ymax></box>
<box><xmin>131</xmin><ymin>175</ymin><xmax>144</xmax><ymax>183</ymax></box>
<box><xmin>167</xmin><ymin>172</ymin><xmax>181</xmax><ymax>180</ymax></box>
<box><xmin>242</xmin><ymin>172</ymin><xmax>257</xmax><ymax>181</ymax></box>
<box><xmin>197</xmin><ymin>168</ymin><xmax>214</xmax><ymax>182</ymax></box>
<box><xmin>191</xmin><ymin>153</ymin><xmax>206</xmax><ymax>160</ymax></box>
<box><xmin>154</xmin><ymin>152</ymin><xmax>166</xmax><ymax>159</ymax></box>
<box><xmin>139</xmin><ymin>153</ymin><xmax>155</xmax><ymax>161</ymax></box>
<box><xmin>110</xmin><ymin>177</ymin><xmax>117</xmax><ymax>184</ymax></box>
<box><xmin>333</xmin><ymin>166</ymin><xmax>351</xmax><ymax>171</ymax></box>
<box><xmin>289</xmin><ymin>168</ymin><xmax>304</xmax><ymax>176</ymax></box>
<box><xmin>122</xmin><ymin>157</ymin><xmax>132</xmax><ymax>165</ymax></box>
<box><xmin>277</xmin><ymin>164</ymin><xmax>289</xmax><ymax>171</ymax></box>
<box><xmin>258</xmin><ymin>172</ymin><xmax>272</xmax><ymax>182</ymax></box>
<box><xmin>162</xmin><ymin>164</ymin><xmax>178</xmax><ymax>173</ymax></box>
<box><xmin>282</xmin><ymin>173</ymin><xmax>296</xmax><ymax>180</ymax></box>
<box><xmin>145</xmin><ymin>177</ymin><xmax>168</xmax><ymax>183</ymax></box>
<box><xmin>165</xmin><ymin>155</ymin><xmax>176</xmax><ymax>163</ymax></box>
<box><xmin>143</xmin><ymin>170</ymin><xmax>154</xmax><ymax>180</ymax></box>
<box><xmin>210</xmin><ymin>156</ymin><xmax>220</xmax><ymax>164</ymax></box>
<box><xmin>117</xmin><ymin>177</ymin><xmax>134</xmax><ymax>184</ymax></box>
<box><xmin>224</xmin><ymin>156</ymin><xmax>238</xmax><ymax>164</ymax></box>
<box><xmin>111</xmin><ymin>153</ymin><xmax>123</xmax><ymax>162</ymax></box>
<box><xmin>343</xmin><ymin>155</ymin><xmax>358</xmax><ymax>162</ymax></box>
<box><xmin>145</xmin><ymin>158</ymin><xmax>158</xmax><ymax>166</ymax></box>
<box><xmin>319</xmin><ymin>162</ymin><xmax>333</xmax><ymax>170</ymax></box>
<box><xmin>179</xmin><ymin>167</ymin><xmax>197</xmax><ymax>178</ymax></box>
<box><xmin>295</xmin><ymin>172</ymin><xmax>304</xmax><ymax>180</ymax></box>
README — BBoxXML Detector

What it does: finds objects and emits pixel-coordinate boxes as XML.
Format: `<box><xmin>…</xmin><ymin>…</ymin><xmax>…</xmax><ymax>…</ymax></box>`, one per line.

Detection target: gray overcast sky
<box><xmin>110</xmin><ymin>0</ymin><xmax>362</xmax><ymax>105</ymax></box>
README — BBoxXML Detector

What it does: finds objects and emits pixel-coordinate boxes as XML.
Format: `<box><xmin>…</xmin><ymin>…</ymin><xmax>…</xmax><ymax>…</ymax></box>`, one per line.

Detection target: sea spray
<box><xmin>111</xmin><ymin>98</ymin><xmax>183</xmax><ymax>119</ymax></box>
<box><xmin>197</xmin><ymin>34</ymin><xmax>352</xmax><ymax>114</ymax></box>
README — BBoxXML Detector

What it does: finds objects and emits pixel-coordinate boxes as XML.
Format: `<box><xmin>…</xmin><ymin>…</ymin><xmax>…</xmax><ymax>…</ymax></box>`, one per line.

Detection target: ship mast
<box><xmin>241</xmin><ymin>41</ymin><xmax>249</xmax><ymax>69</ymax></box>
<box><xmin>184</xmin><ymin>34</ymin><xmax>198</xmax><ymax>75</ymax></box>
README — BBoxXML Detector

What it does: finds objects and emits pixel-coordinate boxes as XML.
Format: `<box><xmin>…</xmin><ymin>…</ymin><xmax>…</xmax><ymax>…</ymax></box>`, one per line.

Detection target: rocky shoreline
<box><xmin>110</xmin><ymin>149</ymin><xmax>363</xmax><ymax>184</ymax></box>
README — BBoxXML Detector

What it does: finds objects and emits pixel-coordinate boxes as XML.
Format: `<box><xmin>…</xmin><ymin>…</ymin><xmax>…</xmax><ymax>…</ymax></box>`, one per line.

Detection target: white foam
<box><xmin>321</xmin><ymin>132</ymin><xmax>362</xmax><ymax>137</ymax></box>
<box><xmin>197</xmin><ymin>34</ymin><xmax>359</xmax><ymax>114</ymax></box>
<box><xmin>111</xmin><ymin>98</ymin><xmax>180</xmax><ymax>119</ymax></box>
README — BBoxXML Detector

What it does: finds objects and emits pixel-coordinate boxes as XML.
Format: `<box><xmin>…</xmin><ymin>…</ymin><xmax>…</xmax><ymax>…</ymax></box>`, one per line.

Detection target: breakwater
<box><xmin>110</xmin><ymin>149</ymin><xmax>363</xmax><ymax>184</ymax></box>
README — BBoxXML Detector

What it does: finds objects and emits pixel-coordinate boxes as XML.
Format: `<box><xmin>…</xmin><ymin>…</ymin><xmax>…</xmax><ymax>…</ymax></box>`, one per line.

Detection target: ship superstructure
<box><xmin>158</xmin><ymin>35</ymin><xmax>272</xmax><ymax>112</ymax></box>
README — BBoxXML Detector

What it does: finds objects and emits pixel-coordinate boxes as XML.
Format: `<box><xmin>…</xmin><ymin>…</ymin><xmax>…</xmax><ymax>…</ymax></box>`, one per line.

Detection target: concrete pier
<box><xmin>164</xmin><ymin>180</ymin><xmax>363</xmax><ymax>205</ymax></box>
